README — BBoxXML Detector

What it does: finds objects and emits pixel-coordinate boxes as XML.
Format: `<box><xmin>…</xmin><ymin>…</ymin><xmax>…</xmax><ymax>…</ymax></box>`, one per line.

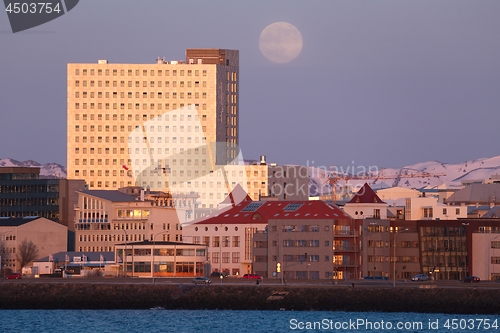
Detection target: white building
<box><xmin>343</xmin><ymin>183</ymin><xmax>388</xmax><ymax>220</ymax></box>
<box><xmin>405</xmin><ymin>196</ymin><xmax>467</xmax><ymax>220</ymax></box>
<box><xmin>74</xmin><ymin>188</ymin><xmax>185</xmax><ymax>253</ymax></box>
<box><xmin>472</xmin><ymin>232</ymin><xmax>500</xmax><ymax>281</ymax></box>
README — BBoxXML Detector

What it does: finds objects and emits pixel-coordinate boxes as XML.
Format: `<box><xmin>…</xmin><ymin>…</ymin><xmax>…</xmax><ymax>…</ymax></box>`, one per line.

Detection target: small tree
<box><xmin>16</xmin><ymin>239</ymin><xmax>39</xmax><ymax>271</ymax></box>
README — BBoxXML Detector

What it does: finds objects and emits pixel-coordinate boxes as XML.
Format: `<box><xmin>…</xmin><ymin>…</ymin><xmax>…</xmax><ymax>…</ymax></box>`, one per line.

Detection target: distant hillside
<box><xmin>3</xmin><ymin>155</ymin><xmax>500</xmax><ymax>194</ymax></box>
<box><xmin>0</xmin><ymin>158</ymin><xmax>66</xmax><ymax>178</ymax></box>
<box><xmin>309</xmin><ymin>156</ymin><xmax>500</xmax><ymax>196</ymax></box>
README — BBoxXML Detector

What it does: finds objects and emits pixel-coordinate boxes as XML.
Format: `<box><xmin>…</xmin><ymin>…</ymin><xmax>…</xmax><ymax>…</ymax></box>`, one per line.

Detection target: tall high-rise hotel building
<box><xmin>68</xmin><ymin>49</ymin><xmax>267</xmax><ymax>209</ymax></box>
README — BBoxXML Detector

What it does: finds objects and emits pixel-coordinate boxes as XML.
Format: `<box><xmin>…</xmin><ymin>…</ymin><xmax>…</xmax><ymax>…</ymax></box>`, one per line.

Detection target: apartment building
<box><xmin>74</xmin><ymin>188</ymin><xmax>184</xmax><ymax>253</ymax></box>
<box><xmin>67</xmin><ymin>48</ymin><xmax>266</xmax><ymax>210</ymax></box>
<box><xmin>0</xmin><ymin>217</ymin><xmax>68</xmax><ymax>273</ymax></box>
<box><xmin>252</xmin><ymin>200</ymin><xmax>358</xmax><ymax>280</ymax></box>
<box><xmin>0</xmin><ymin>167</ymin><xmax>85</xmax><ymax>231</ymax></box>
<box><xmin>267</xmin><ymin>164</ymin><xmax>309</xmax><ymax>200</ymax></box>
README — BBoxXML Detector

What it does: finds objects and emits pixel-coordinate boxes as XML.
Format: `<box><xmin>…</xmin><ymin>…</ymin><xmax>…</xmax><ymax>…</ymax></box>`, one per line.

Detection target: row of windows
<box><xmin>74</xmin><ymin>80</ymin><xmax>209</xmax><ymax>88</ymax></box>
<box><xmin>78</xmin><ymin>233</ymin><xmax>180</xmax><ymax>243</ymax></box>
<box><xmin>211</xmin><ymin>252</ymin><xmax>240</xmax><ymax>263</ymax></box>
<box><xmin>282</xmin><ymin>225</ymin><xmax>321</xmax><ymax>232</ymax></box>
<box><xmin>74</xmin><ymin>91</ymin><xmax>212</xmax><ymax>99</ymax></box>
<box><xmin>73</xmin><ymin>125</ymin><xmax>212</xmax><ymax>139</ymax></box>
<box><xmin>282</xmin><ymin>240</ymin><xmax>321</xmax><ymax>247</ymax></box>
<box><xmin>283</xmin><ymin>254</ymin><xmax>320</xmax><ymax>262</ymax></box>
<box><xmin>1</xmin><ymin>247</ymin><xmax>16</xmax><ymax>254</ymax></box>
<box><xmin>75</xmin><ymin>68</ymin><xmax>209</xmax><ymax>77</ymax></box>
<box><xmin>0</xmin><ymin>198</ymin><xmax>58</xmax><ymax>206</ymax></box>
<box><xmin>368</xmin><ymin>256</ymin><xmax>420</xmax><ymax>263</ymax></box>
<box><xmin>131</xmin><ymin>248</ymin><xmax>206</xmax><ymax>257</ymax></box>
<box><xmin>77</xmin><ymin>246</ymin><xmax>113</xmax><ymax>252</ymax></box>
<box><xmin>75</xmin><ymin>135</ymin><xmax>234</xmax><ymax>146</ymax></box>
<box><xmin>0</xmin><ymin>184</ymin><xmax>59</xmax><ymax>193</ymax></box>
<box><xmin>1</xmin><ymin>235</ymin><xmax>16</xmax><ymax>241</ymax></box>
<box><xmin>74</xmin><ymin>113</ymin><xmax>208</xmax><ymax>122</ymax></box>
<box><xmin>74</xmin><ymin>102</ymin><xmax>208</xmax><ymax>110</ymax></box>
<box><xmin>368</xmin><ymin>241</ymin><xmax>419</xmax><ymax>248</ymax></box>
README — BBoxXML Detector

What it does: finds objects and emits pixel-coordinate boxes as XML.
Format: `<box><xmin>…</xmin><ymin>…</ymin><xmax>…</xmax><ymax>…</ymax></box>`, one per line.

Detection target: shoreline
<box><xmin>1</xmin><ymin>283</ymin><xmax>498</xmax><ymax>314</ymax></box>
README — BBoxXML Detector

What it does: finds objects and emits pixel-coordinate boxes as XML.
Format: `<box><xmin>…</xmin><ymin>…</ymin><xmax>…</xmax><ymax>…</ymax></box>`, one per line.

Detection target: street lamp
<box><xmin>120</xmin><ymin>229</ymin><xmax>128</xmax><ymax>277</ymax></box>
<box><xmin>393</xmin><ymin>228</ymin><xmax>408</xmax><ymax>288</ymax></box>
<box><xmin>152</xmin><ymin>230</ymin><xmax>169</xmax><ymax>283</ymax></box>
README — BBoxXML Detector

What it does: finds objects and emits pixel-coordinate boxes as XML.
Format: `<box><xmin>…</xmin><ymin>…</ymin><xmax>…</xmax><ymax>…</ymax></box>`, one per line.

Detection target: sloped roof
<box><xmin>191</xmin><ymin>200</ymin><xmax>352</xmax><ymax>225</ymax></box>
<box><xmin>446</xmin><ymin>184</ymin><xmax>500</xmax><ymax>204</ymax></box>
<box><xmin>35</xmin><ymin>252</ymin><xmax>115</xmax><ymax>263</ymax></box>
<box><xmin>0</xmin><ymin>216</ymin><xmax>42</xmax><ymax>227</ymax></box>
<box><xmin>348</xmin><ymin>183</ymin><xmax>385</xmax><ymax>204</ymax></box>
<box><xmin>220</xmin><ymin>184</ymin><xmax>252</xmax><ymax>205</ymax></box>
<box><xmin>482</xmin><ymin>206</ymin><xmax>500</xmax><ymax>218</ymax></box>
<box><xmin>78</xmin><ymin>189</ymin><xmax>139</xmax><ymax>202</ymax></box>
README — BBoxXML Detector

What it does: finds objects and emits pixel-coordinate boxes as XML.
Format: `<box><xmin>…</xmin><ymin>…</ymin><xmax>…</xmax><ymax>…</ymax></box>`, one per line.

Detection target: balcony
<box><xmin>333</xmin><ymin>230</ymin><xmax>358</xmax><ymax>237</ymax></box>
<box><xmin>333</xmin><ymin>246</ymin><xmax>358</xmax><ymax>252</ymax></box>
<box><xmin>334</xmin><ymin>260</ymin><xmax>358</xmax><ymax>267</ymax></box>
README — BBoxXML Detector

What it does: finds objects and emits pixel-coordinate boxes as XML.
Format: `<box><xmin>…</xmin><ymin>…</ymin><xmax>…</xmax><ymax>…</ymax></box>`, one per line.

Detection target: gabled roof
<box><xmin>348</xmin><ymin>183</ymin><xmax>385</xmax><ymax>204</ymax></box>
<box><xmin>191</xmin><ymin>200</ymin><xmax>352</xmax><ymax>225</ymax></box>
<box><xmin>220</xmin><ymin>184</ymin><xmax>252</xmax><ymax>205</ymax></box>
<box><xmin>78</xmin><ymin>189</ymin><xmax>139</xmax><ymax>202</ymax></box>
<box><xmin>0</xmin><ymin>216</ymin><xmax>42</xmax><ymax>227</ymax></box>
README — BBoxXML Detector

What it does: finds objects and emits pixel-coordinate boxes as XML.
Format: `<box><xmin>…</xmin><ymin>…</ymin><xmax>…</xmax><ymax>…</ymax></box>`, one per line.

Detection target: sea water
<box><xmin>0</xmin><ymin>309</ymin><xmax>498</xmax><ymax>332</ymax></box>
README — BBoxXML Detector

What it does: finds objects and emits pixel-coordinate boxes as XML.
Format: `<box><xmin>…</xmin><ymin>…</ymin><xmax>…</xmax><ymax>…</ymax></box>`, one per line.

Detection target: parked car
<box><xmin>5</xmin><ymin>273</ymin><xmax>22</xmax><ymax>280</ymax></box>
<box><xmin>242</xmin><ymin>273</ymin><xmax>262</xmax><ymax>279</ymax></box>
<box><xmin>210</xmin><ymin>271</ymin><xmax>228</xmax><ymax>278</ymax></box>
<box><xmin>192</xmin><ymin>277</ymin><xmax>211</xmax><ymax>285</ymax></box>
<box><xmin>463</xmin><ymin>276</ymin><xmax>480</xmax><ymax>283</ymax></box>
<box><xmin>411</xmin><ymin>274</ymin><xmax>430</xmax><ymax>281</ymax></box>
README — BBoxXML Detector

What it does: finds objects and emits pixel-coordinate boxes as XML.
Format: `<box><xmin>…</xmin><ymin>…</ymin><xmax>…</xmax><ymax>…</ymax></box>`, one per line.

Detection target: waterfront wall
<box><xmin>0</xmin><ymin>284</ymin><xmax>498</xmax><ymax>314</ymax></box>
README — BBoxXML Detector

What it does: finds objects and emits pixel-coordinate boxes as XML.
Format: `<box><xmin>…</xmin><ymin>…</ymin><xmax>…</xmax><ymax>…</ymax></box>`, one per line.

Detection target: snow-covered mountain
<box><xmin>0</xmin><ymin>158</ymin><xmax>66</xmax><ymax>178</ymax></box>
<box><xmin>309</xmin><ymin>156</ymin><xmax>500</xmax><ymax>197</ymax></box>
<box><xmin>3</xmin><ymin>155</ymin><xmax>500</xmax><ymax>194</ymax></box>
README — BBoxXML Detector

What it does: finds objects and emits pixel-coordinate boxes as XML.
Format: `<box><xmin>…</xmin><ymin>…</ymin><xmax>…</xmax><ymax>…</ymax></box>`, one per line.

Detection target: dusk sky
<box><xmin>1</xmin><ymin>1</ymin><xmax>499</xmax><ymax>169</ymax></box>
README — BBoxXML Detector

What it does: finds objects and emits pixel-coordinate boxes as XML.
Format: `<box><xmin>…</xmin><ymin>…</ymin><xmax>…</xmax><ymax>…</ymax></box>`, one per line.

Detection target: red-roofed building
<box><xmin>344</xmin><ymin>183</ymin><xmax>388</xmax><ymax>220</ymax></box>
<box><xmin>183</xmin><ymin>199</ymin><xmax>361</xmax><ymax>279</ymax></box>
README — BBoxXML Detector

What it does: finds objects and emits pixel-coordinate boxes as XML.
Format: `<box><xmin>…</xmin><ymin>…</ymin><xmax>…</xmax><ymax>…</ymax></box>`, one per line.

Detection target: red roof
<box><xmin>220</xmin><ymin>184</ymin><xmax>252</xmax><ymax>205</ymax></box>
<box><xmin>348</xmin><ymin>183</ymin><xmax>385</xmax><ymax>204</ymax></box>
<box><xmin>191</xmin><ymin>200</ymin><xmax>352</xmax><ymax>225</ymax></box>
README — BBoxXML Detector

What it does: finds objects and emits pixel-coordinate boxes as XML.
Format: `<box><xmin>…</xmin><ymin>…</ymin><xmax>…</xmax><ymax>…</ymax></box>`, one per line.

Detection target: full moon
<box><xmin>259</xmin><ymin>22</ymin><xmax>303</xmax><ymax>64</ymax></box>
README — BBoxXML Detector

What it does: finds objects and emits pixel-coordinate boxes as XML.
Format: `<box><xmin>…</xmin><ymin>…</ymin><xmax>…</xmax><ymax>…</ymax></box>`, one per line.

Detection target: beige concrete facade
<box><xmin>182</xmin><ymin>220</ymin><xmax>267</xmax><ymax>277</ymax></box>
<box><xmin>361</xmin><ymin>220</ymin><xmax>420</xmax><ymax>280</ymax></box>
<box><xmin>263</xmin><ymin>217</ymin><xmax>360</xmax><ymax>280</ymax></box>
<box><xmin>0</xmin><ymin>217</ymin><xmax>68</xmax><ymax>273</ymax></box>
<box><xmin>66</xmin><ymin>48</ymin><xmax>265</xmax><ymax>210</ymax></box>
<box><xmin>267</xmin><ymin>164</ymin><xmax>309</xmax><ymax>200</ymax></box>
<box><xmin>74</xmin><ymin>190</ymin><xmax>183</xmax><ymax>253</ymax></box>
<box><xmin>472</xmin><ymin>232</ymin><xmax>500</xmax><ymax>281</ymax></box>
<box><xmin>405</xmin><ymin>197</ymin><xmax>467</xmax><ymax>220</ymax></box>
